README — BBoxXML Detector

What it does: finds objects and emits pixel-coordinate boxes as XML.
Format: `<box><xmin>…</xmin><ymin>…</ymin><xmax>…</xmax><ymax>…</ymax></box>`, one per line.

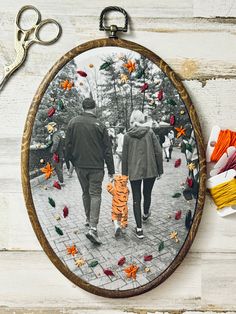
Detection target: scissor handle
<box><xmin>15</xmin><ymin>5</ymin><xmax>62</xmax><ymax>45</ymax></box>
<box><xmin>16</xmin><ymin>5</ymin><xmax>41</xmax><ymax>31</ymax></box>
<box><xmin>34</xmin><ymin>19</ymin><xmax>62</xmax><ymax>45</ymax></box>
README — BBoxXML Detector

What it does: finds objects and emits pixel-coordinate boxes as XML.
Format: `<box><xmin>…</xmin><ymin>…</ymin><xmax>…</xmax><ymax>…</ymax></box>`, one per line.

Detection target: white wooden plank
<box><xmin>0</xmin><ymin>251</ymin><xmax>202</xmax><ymax>309</ymax></box>
<box><xmin>0</xmin><ymin>0</ymin><xmax>194</xmax><ymax>18</ymax></box>
<box><xmin>184</xmin><ymin>79</ymin><xmax>236</xmax><ymax>136</ymax></box>
<box><xmin>202</xmin><ymin>253</ymin><xmax>236</xmax><ymax>308</ymax></box>
<box><xmin>1</xmin><ymin>16</ymin><xmax>236</xmax><ymax>81</ymax></box>
<box><xmin>194</xmin><ymin>0</ymin><xmax>236</xmax><ymax>17</ymax></box>
<box><xmin>191</xmin><ymin>196</ymin><xmax>236</xmax><ymax>253</ymax></box>
<box><xmin>0</xmin><ymin>193</ymin><xmax>41</xmax><ymax>250</ymax></box>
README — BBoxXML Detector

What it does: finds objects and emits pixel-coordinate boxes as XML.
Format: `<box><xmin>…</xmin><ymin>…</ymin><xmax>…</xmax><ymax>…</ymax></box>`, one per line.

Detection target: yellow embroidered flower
<box><xmin>170</xmin><ymin>231</ymin><xmax>178</xmax><ymax>239</ymax></box>
<box><xmin>170</xmin><ymin>231</ymin><xmax>179</xmax><ymax>242</ymax></box>
<box><xmin>75</xmin><ymin>258</ymin><xmax>85</xmax><ymax>267</ymax></box>
<box><xmin>120</xmin><ymin>74</ymin><xmax>128</xmax><ymax>83</ymax></box>
<box><xmin>188</xmin><ymin>162</ymin><xmax>196</xmax><ymax>171</ymax></box>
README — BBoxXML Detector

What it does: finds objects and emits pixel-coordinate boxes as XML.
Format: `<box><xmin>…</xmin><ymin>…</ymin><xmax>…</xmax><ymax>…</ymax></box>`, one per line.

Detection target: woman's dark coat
<box><xmin>122</xmin><ymin>126</ymin><xmax>163</xmax><ymax>181</ymax></box>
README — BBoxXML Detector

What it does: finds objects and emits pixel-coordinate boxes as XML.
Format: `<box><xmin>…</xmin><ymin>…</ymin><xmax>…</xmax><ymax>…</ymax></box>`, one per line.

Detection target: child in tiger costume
<box><xmin>107</xmin><ymin>175</ymin><xmax>129</xmax><ymax>237</ymax></box>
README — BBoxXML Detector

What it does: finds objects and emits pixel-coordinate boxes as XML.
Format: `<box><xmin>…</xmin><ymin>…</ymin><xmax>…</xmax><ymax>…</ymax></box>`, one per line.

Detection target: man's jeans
<box><xmin>75</xmin><ymin>167</ymin><xmax>104</xmax><ymax>229</ymax></box>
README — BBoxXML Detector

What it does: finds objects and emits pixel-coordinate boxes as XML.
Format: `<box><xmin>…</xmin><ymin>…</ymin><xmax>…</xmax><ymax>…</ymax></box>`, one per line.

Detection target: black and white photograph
<box><xmin>29</xmin><ymin>46</ymin><xmax>199</xmax><ymax>291</ymax></box>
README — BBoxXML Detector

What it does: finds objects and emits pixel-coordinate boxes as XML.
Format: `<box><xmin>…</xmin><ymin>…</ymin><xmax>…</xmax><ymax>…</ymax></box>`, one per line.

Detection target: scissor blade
<box><xmin>0</xmin><ymin>74</ymin><xmax>8</xmax><ymax>91</ymax></box>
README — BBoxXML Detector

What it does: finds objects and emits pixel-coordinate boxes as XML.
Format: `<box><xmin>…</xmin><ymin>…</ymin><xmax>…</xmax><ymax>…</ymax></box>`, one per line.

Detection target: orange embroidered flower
<box><xmin>124</xmin><ymin>264</ymin><xmax>139</xmax><ymax>279</ymax></box>
<box><xmin>67</xmin><ymin>245</ymin><xmax>78</xmax><ymax>256</ymax></box>
<box><xmin>123</xmin><ymin>60</ymin><xmax>136</xmax><ymax>74</ymax></box>
<box><xmin>175</xmin><ymin>126</ymin><xmax>186</xmax><ymax>138</ymax></box>
<box><xmin>60</xmin><ymin>80</ymin><xmax>74</xmax><ymax>90</ymax></box>
<box><xmin>40</xmin><ymin>162</ymin><xmax>54</xmax><ymax>179</ymax></box>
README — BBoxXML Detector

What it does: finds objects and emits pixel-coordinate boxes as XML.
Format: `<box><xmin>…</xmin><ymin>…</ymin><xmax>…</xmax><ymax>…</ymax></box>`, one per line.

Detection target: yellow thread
<box><xmin>209</xmin><ymin>178</ymin><xmax>236</xmax><ymax>209</ymax></box>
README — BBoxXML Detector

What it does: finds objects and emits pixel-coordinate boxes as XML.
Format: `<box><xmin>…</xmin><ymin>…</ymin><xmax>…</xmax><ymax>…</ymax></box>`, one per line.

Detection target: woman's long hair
<box><xmin>130</xmin><ymin>110</ymin><xmax>145</xmax><ymax>127</ymax></box>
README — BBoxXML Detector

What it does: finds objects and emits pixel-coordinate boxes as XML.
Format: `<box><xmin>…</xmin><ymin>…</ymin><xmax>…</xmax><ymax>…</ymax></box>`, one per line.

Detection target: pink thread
<box><xmin>219</xmin><ymin>150</ymin><xmax>236</xmax><ymax>173</ymax></box>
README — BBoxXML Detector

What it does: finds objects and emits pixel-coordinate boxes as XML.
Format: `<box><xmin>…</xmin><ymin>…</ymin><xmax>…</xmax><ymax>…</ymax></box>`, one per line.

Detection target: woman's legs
<box><xmin>130</xmin><ymin>180</ymin><xmax>142</xmax><ymax>229</ymax></box>
<box><xmin>143</xmin><ymin>177</ymin><xmax>156</xmax><ymax>216</ymax></box>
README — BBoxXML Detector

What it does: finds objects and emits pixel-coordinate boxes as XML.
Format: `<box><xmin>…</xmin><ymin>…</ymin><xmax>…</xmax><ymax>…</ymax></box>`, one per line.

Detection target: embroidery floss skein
<box><xmin>208</xmin><ymin>177</ymin><xmax>236</xmax><ymax>210</ymax></box>
<box><xmin>219</xmin><ymin>150</ymin><xmax>236</xmax><ymax>174</ymax></box>
<box><xmin>211</xmin><ymin>129</ymin><xmax>236</xmax><ymax>162</ymax></box>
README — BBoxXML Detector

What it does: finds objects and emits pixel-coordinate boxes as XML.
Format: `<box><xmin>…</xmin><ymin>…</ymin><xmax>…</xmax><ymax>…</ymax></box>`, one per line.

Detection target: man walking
<box><xmin>65</xmin><ymin>98</ymin><xmax>115</xmax><ymax>244</ymax></box>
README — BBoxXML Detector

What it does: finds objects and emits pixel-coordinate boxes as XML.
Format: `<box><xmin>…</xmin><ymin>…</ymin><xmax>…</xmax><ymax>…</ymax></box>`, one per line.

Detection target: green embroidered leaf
<box><xmin>48</xmin><ymin>197</ymin><xmax>56</xmax><ymax>208</ymax></box>
<box><xmin>172</xmin><ymin>192</ymin><xmax>182</xmax><ymax>198</ymax></box>
<box><xmin>99</xmin><ymin>62</ymin><xmax>112</xmax><ymax>71</ymax></box>
<box><xmin>185</xmin><ymin>143</ymin><xmax>193</xmax><ymax>152</ymax></box>
<box><xmin>57</xmin><ymin>99</ymin><xmax>64</xmax><ymax>111</ymax></box>
<box><xmin>158</xmin><ymin>241</ymin><xmax>164</xmax><ymax>252</ymax></box>
<box><xmin>89</xmin><ymin>260</ymin><xmax>98</xmax><ymax>268</ymax></box>
<box><xmin>136</xmin><ymin>69</ymin><xmax>144</xmax><ymax>79</ymax></box>
<box><xmin>55</xmin><ymin>226</ymin><xmax>63</xmax><ymax>236</ymax></box>
<box><xmin>168</xmin><ymin>99</ymin><xmax>177</xmax><ymax>106</ymax></box>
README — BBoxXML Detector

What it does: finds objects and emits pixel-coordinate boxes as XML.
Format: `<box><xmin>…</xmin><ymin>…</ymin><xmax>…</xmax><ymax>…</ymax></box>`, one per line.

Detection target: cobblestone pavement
<box><xmin>31</xmin><ymin>148</ymin><xmax>197</xmax><ymax>291</ymax></box>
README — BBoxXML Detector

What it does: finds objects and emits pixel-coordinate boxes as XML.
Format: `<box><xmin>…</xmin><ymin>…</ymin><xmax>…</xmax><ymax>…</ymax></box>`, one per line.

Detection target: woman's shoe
<box><xmin>84</xmin><ymin>220</ymin><xmax>90</xmax><ymax>227</ymax></box>
<box><xmin>142</xmin><ymin>212</ymin><xmax>151</xmax><ymax>222</ymax></box>
<box><xmin>135</xmin><ymin>228</ymin><xmax>144</xmax><ymax>239</ymax></box>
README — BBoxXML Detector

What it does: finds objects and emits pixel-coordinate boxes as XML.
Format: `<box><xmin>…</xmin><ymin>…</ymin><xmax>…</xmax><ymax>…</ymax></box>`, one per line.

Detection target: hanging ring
<box><xmin>99</xmin><ymin>6</ymin><xmax>128</xmax><ymax>38</ymax></box>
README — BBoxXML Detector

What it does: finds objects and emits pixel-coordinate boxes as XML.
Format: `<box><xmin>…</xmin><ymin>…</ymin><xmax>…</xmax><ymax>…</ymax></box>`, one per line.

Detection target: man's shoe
<box><xmin>86</xmin><ymin>228</ymin><xmax>102</xmax><ymax>245</ymax></box>
<box><xmin>143</xmin><ymin>212</ymin><xmax>151</xmax><ymax>222</ymax></box>
<box><xmin>135</xmin><ymin>228</ymin><xmax>144</xmax><ymax>239</ymax></box>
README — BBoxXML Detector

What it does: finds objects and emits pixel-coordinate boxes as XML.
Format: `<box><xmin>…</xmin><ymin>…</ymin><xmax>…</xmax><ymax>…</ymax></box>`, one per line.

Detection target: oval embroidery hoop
<box><xmin>21</xmin><ymin>7</ymin><xmax>206</xmax><ymax>298</ymax></box>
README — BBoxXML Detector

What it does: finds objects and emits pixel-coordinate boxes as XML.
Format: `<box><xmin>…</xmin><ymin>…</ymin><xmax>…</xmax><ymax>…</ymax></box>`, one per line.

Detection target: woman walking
<box><xmin>122</xmin><ymin>110</ymin><xmax>163</xmax><ymax>239</ymax></box>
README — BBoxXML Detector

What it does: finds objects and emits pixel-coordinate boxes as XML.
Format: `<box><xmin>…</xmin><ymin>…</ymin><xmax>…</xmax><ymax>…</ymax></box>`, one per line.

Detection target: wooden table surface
<box><xmin>0</xmin><ymin>0</ymin><xmax>236</xmax><ymax>313</ymax></box>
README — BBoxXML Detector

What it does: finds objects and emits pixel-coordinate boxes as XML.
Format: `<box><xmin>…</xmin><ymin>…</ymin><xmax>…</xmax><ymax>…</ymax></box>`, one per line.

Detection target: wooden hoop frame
<box><xmin>21</xmin><ymin>38</ymin><xmax>206</xmax><ymax>298</ymax></box>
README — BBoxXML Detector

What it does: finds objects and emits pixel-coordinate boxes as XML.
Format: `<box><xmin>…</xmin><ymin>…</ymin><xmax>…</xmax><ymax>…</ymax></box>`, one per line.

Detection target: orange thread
<box><xmin>211</xmin><ymin>129</ymin><xmax>236</xmax><ymax>162</ymax></box>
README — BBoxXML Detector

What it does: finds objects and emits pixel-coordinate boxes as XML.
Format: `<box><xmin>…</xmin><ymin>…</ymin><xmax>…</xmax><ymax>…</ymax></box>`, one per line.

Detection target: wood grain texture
<box><xmin>0</xmin><ymin>0</ymin><xmax>236</xmax><ymax>310</ymax></box>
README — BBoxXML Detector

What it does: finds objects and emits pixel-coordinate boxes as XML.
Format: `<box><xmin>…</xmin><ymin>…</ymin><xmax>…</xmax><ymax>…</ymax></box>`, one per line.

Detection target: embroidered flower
<box><xmin>124</xmin><ymin>60</ymin><xmax>136</xmax><ymax>74</ymax></box>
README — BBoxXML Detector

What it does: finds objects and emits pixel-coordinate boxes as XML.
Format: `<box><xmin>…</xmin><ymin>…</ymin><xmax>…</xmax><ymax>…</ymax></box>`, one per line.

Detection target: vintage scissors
<box><xmin>0</xmin><ymin>5</ymin><xmax>62</xmax><ymax>90</ymax></box>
